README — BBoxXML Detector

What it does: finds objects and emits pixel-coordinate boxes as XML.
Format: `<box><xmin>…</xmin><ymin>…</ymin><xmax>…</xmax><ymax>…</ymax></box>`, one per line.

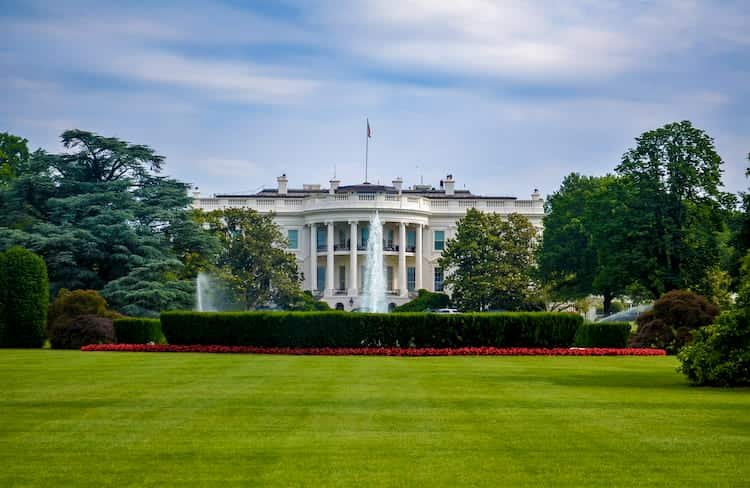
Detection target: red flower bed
<box><xmin>80</xmin><ymin>344</ymin><xmax>666</xmax><ymax>356</ymax></box>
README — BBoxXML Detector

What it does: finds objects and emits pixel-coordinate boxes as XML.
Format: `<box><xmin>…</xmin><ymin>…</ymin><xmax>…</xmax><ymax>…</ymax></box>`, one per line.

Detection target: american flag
<box><xmin>367</xmin><ymin>119</ymin><xmax>372</xmax><ymax>138</ymax></box>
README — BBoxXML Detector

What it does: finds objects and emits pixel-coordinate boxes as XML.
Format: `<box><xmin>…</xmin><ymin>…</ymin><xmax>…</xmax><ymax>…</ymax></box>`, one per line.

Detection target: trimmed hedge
<box><xmin>574</xmin><ymin>322</ymin><xmax>632</xmax><ymax>348</ymax></box>
<box><xmin>114</xmin><ymin>318</ymin><xmax>163</xmax><ymax>344</ymax></box>
<box><xmin>0</xmin><ymin>251</ymin><xmax>6</xmax><ymax>345</ymax></box>
<box><xmin>1</xmin><ymin>247</ymin><xmax>48</xmax><ymax>348</ymax></box>
<box><xmin>160</xmin><ymin>311</ymin><xmax>583</xmax><ymax>348</ymax></box>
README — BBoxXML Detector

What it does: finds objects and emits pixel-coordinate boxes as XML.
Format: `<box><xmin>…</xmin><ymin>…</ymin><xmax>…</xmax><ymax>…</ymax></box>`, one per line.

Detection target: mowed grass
<box><xmin>1</xmin><ymin>351</ymin><xmax>749</xmax><ymax>487</ymax></box>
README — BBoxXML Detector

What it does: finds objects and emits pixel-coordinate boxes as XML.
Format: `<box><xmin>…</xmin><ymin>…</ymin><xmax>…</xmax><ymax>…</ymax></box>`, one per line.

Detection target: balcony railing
<box><xmin>194</xmin><ymin>193</ymin><xmax>544</xmax><ymax>216</ymax></box>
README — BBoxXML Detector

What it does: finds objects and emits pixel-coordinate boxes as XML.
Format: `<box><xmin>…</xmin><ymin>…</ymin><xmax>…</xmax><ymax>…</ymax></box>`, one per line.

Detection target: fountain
<box><xmin>362</xmin><ymin>211</ymin><xmax>388</xmax><ymax>313</ymax></box>
<box><xmin>195</xmin><ymin>271</ymin><xmax>216</xmax><ymax>312</ymax></box>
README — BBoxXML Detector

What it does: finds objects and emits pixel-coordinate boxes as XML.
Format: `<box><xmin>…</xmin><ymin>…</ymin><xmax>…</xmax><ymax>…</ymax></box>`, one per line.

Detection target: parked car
<box><xmin>434</xmin><ymin>308</ymin><xmax>461</xmax><ymax>314</ymax></box>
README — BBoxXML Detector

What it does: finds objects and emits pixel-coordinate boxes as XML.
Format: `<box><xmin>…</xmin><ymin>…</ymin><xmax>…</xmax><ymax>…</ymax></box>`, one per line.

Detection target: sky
<box><xmin>1</xmin><ymin>0</ymin><xmax>749</xmax><ymax>198</ymax></box>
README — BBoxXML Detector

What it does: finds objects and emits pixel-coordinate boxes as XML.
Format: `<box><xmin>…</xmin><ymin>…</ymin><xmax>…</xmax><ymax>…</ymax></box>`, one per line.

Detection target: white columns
<box><xmin>399</xmin><ymin>222</ymin><xmax>407</xmax><ymax>297</ymax></box>
<box><xmin>309</xmin><ymin>223</ymin><xmax>317</xmax><ymax>291</ymax></box>
<box><xmin>416</xmin><ymin>224</ymin><xmax>423</xmax><ymax>290</ymax></box>
<box><xmin>349</xmin><ymin>220</ymin><xmax>358</xmax><ymax>296</ymax></box>
<box><xmin>326</xmin><ymin>221</ymin><xmax>334</xmax><ymax>295</ymax></box>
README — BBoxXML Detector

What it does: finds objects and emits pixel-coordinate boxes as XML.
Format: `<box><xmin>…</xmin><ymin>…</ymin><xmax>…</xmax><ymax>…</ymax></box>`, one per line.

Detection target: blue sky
<box><xmin>1</xmin><ymin>0</ymin><xmax>749</xmax><ymax>197</ymax></box>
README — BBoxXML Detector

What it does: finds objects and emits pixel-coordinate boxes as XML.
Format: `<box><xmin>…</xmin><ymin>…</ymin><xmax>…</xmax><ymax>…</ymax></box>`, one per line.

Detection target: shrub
<box><xmin>629</xmin><ymin>290</ymin><xmax>719</xmax><ymax>354</ymax></box>
<box><xmin>0</xmin><ymin>251</ymin><xmax>6</xmax><ymax>345</ymax></box>
<box><xmin>160</xmin><ymin>311</ymin><xmax>583</xmax><ymax>348</ymax></box>
<box><xmin>1</xmin><ymin>247</ymin><xmax>48</xmax><ymax>348</ymax></box>
<box><xmin>48</xmin><ymin>314</ymin><xmax>116</xmax><ymax>349</ymax></box>
<box><xmin>574</xmin><ymin>322</ymin><xmax>631</xmax><ymax>348</ymax></box>
<box><xmin>113</xmin><ymin>318</ymin><xmax>164</xmax><ymax>344</ymax></box>
<box><xmin>47</xmin><ymin>289</ymin><xmax>121</xmax><ymax>332</ymax></box>
<box><xmin>393</xmin><ymin>289</ymin><xmax>450</xmax><ymax>312</ymax></box>
<box><xmin>678</xmin><ymin>310</ymin><xmax>750</xmax><ymax>386</ymax></box>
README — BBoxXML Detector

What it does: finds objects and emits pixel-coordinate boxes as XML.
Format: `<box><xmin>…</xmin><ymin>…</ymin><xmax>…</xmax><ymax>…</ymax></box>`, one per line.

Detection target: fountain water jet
<box><xmin>362</xmin><ymin>211</ymin><xmax>388</xmax><ymax>313</ymax></box>
<box><xmin>195</xmin><ymin>272</ymin><xmax>216</xmax><ymax>312</ymax></box>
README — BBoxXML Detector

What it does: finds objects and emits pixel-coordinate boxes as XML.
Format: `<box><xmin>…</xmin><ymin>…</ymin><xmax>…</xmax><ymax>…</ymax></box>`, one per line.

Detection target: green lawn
<box><xmin>1</xmin><ymin>351</ymin><xmax>748</xmax><ymax>487</ymax></box>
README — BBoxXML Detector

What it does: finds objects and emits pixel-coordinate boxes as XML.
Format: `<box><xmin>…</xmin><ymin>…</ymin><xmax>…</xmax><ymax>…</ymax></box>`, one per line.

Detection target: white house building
<box><xmin>192</xmin><ymin>174</ymin><xmax>544</xmax><ymax>311</ymax></box>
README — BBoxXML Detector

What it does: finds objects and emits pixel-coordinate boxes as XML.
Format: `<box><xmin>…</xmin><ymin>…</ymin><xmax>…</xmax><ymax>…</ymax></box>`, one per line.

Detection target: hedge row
<box><xmin>574</xmin><ymin>322</ymin><xmax>632</xmax><ymax>348</ymax></box>
<box><xmin>0</xmin><ymin>247</ymin><xmax>48</xmax><ymax>348</ymax></box>
<box><xmin>113</xmin><ymin>318</ymin><xmax>163</xmax><ymax>344</ymax></box>
<box><xmin>160</xmin><ymin>311</ymin><xmax>583</xmax><ymax>348</ymax></box>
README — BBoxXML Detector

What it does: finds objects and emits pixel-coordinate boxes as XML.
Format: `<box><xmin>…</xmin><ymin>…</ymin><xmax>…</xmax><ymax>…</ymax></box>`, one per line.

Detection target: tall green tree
<box><xmin>615</xmin><ymin>120</ymin><xmax>731</xmax><ymax>297</ymax></box>
<box><xmin>202</xmin><ymin>208</ymin><xmax>303</xmax><ymax>310</ymax></box>
<box><xmin>537</xmin><ymin>173</ymin><xmax>630</xmax><ymax>314</ymax></box>
<box><xmin>439</xmin><ymin>209</ymin><xmax>539</xmax><ymax>311</ymax></box>
<box><xmin>0</xmin><ymin>133</ymin><xmax>30</xmax><ymax>186</ymax></box>
<box><xmin>0</xmin><ymin>130</ymin><xmax>215</xmax><ymax>315</ymax></box>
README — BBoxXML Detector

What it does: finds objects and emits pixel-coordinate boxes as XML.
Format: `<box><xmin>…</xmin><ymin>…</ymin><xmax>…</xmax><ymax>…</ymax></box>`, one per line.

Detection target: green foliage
<box><xmin>630</xmin><ymin>290</ymin><xmax>719</xmax><ymax>353</ymax></box>
<box><xmin>113</xmin><ymin>318</ymin><xmax>164</xmax><ymax>344</ymax></box>
<box><xmin>101</xmin><ymin>260</ymin><xmax>195</xmax><ymax>317</ymax></box>
<box><xmin>47</xmin><ymin>288</ymin><xmax>121</xmax><ymax>329</ymax></box>
<box><xmin>0</xmin><ymin>247</ymin><xmax>48</xmax><ymax>347</ymax></box>
<box><xmin>0</xmin><ymin>130</ymin><xmax>215</xmax><ymax>315</ymax></box>
<box><xmin>439</xmin><ymin>209</ymin><xmax>539</xmax><ymax>311</ymax></box>
<box><xmin>279</xmin><ymin>291</ymin><xmax>331</xmax><ymax>311</ymax></box>
<box><xmin>160</xmin><ymin>311</ymin><xmax>583</xmax><ymax>348</ymax></box>
<box><xmin>0</xmin><ymin>133</ymin><xmax>30</xmax><ymax>186</ymax></box>
<box><xmin>0</xmin><ymin>251</ymin><xmax>6</xmax><ymax>342</ymax></box>
<box><xmin>393</xmin><ymin>289</ymin><xmax>450</xmax><ymax>312</ymax></box>
<box><xmin>49</xmin><ymin>314</ymin><xmax>116</xmax><ymax>349</ymax></box>
<box><xmin>615</xmin><ymin>121</ymin><xmax>731</xmax><ymax>298</ymax></box>
<box><xmin>574</xmin><ymin>322</ymin><xmax>631</xmax><ymax>348</ymax></box>
<box><xmin>678</xmin><ymin>310</ymin><xmax>750</xmax><ymax>387</ymax></box>
<box><xmin>202</xmin><ymin>208</ymin><xmax>303</xmax><ymax>310</ymax></box>
<box><xmin>538</xmin><ymin>173</ymin><xmax>629</xmax><ymax>314</ymax></box>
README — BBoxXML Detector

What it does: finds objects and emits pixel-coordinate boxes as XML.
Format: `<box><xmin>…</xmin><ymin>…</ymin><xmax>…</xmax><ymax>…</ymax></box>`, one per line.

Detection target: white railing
<box><xmin>194</xmin><ymin>194</ymin><xmax>543</xmax><ymax>215</ymax></box>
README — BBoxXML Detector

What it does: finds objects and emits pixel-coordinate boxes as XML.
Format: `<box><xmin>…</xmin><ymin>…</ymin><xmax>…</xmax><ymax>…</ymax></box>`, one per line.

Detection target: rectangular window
<box><xmin>317</xmin><ymin>266</ymin><xmax>326</xmax><ymax>291</ymax></box>
<box><xmin>317</xmin><ymin>227</ymin><xmax>326</xmax><ymax>251</ymax></box>
<box><xmin>361</xmin><ymin>227</ymin><xmax>369</xmax><ymax>248</ymax></box>
<box><xmin>338</xmin><ymin>265</ymin><xmax>346</xmax><ymax>291</ymax></box>
<box><xmin>287</xmin><ymin>229</ymin><xmax>298</xmax><ymax>249</ymax></box>
<box><xmin>434</xmin><ymin>230</ymin><xmax>445</xmax><ymax>251</ymax></box>
<box><xmin>360</xmin><ymin>264</ymin><xmax>365</xmax><ymax>290</ymax></box>
<box><xmin>386</xmin><ymin>229</ymin><xmax>394</xmax><ymax>249</ymax></box>
<box><xmin>434</xmin><ymin>267</ymin><xmax>444</xmax><ymax>292</ymax></box>
<box><xmin>386</xmin><ymin>266</ymin><xmax>394</xmax><ymax>291</ymax></box>
<box><xmin>406</xmin><ymin>230</ymin><xmax>416</xmax><ymax>251</ymax></box>
<box><xmin>407</xmin><ymin>267</ymin><xmax>416</xmax><ymax>291</ymax></box>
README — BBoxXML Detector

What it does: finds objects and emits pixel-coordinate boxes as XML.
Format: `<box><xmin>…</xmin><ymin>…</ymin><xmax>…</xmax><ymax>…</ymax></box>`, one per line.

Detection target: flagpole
<box><xmin>365</xmin><ymin>118</ymin><xmax>369</xmax><ymax>183</ymax></box>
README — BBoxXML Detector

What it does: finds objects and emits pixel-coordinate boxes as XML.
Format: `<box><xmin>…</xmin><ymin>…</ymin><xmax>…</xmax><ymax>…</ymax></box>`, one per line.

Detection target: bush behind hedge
<box><xmin>1</xmin><ymin>247</ymin><xmax>48</xmax><ymax>348</ymax></box>
<box><xmin>113</xmin><ymin>318</ymin><xmax>164</xmax><ymax>344</ymax></box>
<box><xmin>49</xmin><ymin>314</ymin><xmax>116</xmax><ymax>350</ymax></box>
<box><xmin>574</xmin><ymin>322</ymin><xmax>632</xmax><ymax>348</ymax></box>
<box><xmin>160</xmin><ymin>311</ymin><xmax>583</xmax><ymax>348</ymax></box>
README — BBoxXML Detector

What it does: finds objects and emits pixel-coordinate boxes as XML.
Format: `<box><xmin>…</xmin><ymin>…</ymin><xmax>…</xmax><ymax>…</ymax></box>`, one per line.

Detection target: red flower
<box><xmin>80</xmin><ymin>344</ymin><xmax>666</xmax><ymax>356</ymax></box>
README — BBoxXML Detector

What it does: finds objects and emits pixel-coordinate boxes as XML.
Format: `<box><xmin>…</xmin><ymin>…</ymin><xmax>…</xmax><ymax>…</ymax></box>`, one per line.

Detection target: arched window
<box><xmin>388</xmin><ymin>302</ymin><xmax>396</xmax><ymax>312</ymax></box>
<box><xmin>335</xmin><ymin>302</ymin><xmax>345</xmax><ymax>311</ymax></box>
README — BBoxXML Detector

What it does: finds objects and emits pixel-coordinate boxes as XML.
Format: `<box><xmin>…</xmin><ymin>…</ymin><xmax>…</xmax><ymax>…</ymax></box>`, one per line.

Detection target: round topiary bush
<box><xmin>1</xmin><ymin>246</ymin><xmax>48</xmax><ymax>348</ymax></box>
<box><xmin>629</xmin><ymin>290</ymin><xmax>719</xmax><ymax>354</ymax></box>
<box><xmin>48</xmin><ymin>314</ymin><xmax>116</xmax><ymax>349</ymax></box>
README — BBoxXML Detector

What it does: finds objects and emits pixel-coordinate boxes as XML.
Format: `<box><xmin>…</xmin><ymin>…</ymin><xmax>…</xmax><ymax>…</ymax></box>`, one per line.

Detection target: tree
<box><xmin>439</xmin><ymin>209</ymin><xmax>539</xmax><ymax>311</ymax></box>
<box><xmin>537</xmin><ymin>173</ymin><xmax>631</xmax><ymax>314</ymax></box>
<box><xmin>0</xmin><ymin>133</ymin><xmax>30</xmax><ymax>186</ymax></box>
<box><xmin>202</xmin><ymin>207</ymin><xmax>303</xmax><ymax>310</ymax></box>
<box><xmin>0</xmin><ymin>130</ymin><xmax>216</xmax><ymax>315</ymax></box>
<box><xmin>615</xmin><ymin>121</ymin><xmax>731</xmax><ymax>297</ymax></box>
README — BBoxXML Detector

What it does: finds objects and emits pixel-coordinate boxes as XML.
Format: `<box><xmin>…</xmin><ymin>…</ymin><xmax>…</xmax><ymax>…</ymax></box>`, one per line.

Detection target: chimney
<box><xmin>191</xmin><ymin>186</ymin><xmax>201</xmax><ymax>198</ymax></box>
<box><xmin>444</xmin><ymin>174</ymin><xmax>455</xmax><ymax>196</ymax></box>
<box><xmin>329</xmin><ymin>178</ymin><xmax>340</xmax><ymax>194</ymax></box>
<box><xmin>392</xmin><ymin>177</ymin><xmax>403</xmax><ymax>194</ymax></box>
<box><xmin>531</xmin><ymin>188</ymin><xmax>542</xmax><ymax>201</ymax></box>
<box><xmin>277</xmin><ymin>174</ymin><xmax>288</xmax><ymax>195</ymax></box>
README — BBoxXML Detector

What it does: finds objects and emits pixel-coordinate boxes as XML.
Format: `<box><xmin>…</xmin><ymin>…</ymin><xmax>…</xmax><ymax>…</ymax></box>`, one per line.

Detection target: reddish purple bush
<box><xmin>49</xmin><ymin>314</ymin><xmax>116</xmax><ymax>350</ymax></box>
